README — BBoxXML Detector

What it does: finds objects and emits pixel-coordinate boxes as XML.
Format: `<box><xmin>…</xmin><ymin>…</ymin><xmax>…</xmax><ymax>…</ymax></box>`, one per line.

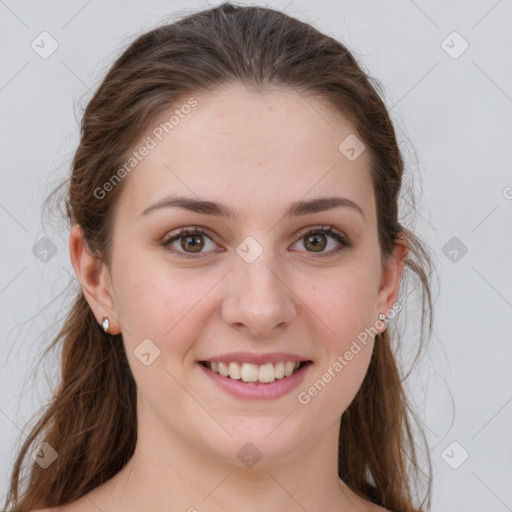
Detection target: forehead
<box><xmin>115</xmin><ymin>84</ymin><xmax>375</xmax><ymax>225</ymax></box>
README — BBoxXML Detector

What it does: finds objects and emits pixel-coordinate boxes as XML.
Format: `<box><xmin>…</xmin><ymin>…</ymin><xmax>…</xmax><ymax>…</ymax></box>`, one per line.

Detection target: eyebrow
<box><xmin>139</xmin><ymin>195</ymin><xmax>366</xmax><ymax>222</ymax></box>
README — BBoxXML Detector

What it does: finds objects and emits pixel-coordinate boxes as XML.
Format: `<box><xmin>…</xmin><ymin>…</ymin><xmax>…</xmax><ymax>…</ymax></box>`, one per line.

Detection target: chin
<box><xmin>198</xmin><ymin>415</ymin><xmax>315</xmax><ymax>468</ymax></box>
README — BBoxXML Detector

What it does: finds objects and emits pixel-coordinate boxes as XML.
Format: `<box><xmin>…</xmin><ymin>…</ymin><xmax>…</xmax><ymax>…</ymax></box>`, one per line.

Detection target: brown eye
<box><xmin>180</xmin><ymin>234</ymin><xmax>205</xmax><ymax>253</ymax></box>
<box><xmin>303</xmin><ymin>233</ymin><xmax>327</xmax><ymax>252</ymax></box>
<box><xmin>162</xmin><ymin>225</ymin><xmax>351</xmax><ymax>260</ymax></box>
<box><xmin>292</xmin><ymin>225</ymin><xmax>351</xmax><ymax>257</ymax></box>
<box><xmin>162</xmin><ymin>227</ymin><xmax>217</xmax><ymax>258</ymax></box>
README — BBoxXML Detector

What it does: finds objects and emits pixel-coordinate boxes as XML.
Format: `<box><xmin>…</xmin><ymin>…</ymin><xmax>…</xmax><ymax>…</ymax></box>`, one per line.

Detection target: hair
<box><xmin>4</xmin><ymin>3</ymin><xmax>436</xmax><ymax>511</ymax></box>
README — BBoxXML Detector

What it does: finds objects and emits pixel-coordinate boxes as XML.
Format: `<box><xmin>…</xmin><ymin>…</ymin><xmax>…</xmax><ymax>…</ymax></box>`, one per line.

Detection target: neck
<box><xmin>84</xmin><ymin>416</ymin><xmax>369</xmax><ymax>512</ymax></box>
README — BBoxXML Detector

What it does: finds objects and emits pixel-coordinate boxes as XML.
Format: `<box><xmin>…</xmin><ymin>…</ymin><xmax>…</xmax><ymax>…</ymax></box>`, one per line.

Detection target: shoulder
<box><xmin>31</xmin><ymin>496</ymin><xmax>91</xmax><ymax>512</ymax></box>
<box><xmin>367</xmin><ymin>504</ymin><xmax>394</xmax><ymax>512</ymax></box>
<box><xmin>31</xmin><ymin>508</ymin><xmax>66</xmax><ymax>512</ymax></box>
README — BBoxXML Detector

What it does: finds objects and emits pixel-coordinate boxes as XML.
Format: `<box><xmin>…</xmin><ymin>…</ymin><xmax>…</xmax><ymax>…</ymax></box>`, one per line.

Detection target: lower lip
<box><xmin>198</xmin><ymin>362</ymin><xmax>312</xmax><ymax>400</ymax></box>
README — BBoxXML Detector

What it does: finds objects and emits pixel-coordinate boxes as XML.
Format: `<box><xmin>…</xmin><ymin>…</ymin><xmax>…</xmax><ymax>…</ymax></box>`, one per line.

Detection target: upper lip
<box><xmin>199</xmin><ymin>352</ymin><xmax>311</xmax><ymax>365</ymax></box>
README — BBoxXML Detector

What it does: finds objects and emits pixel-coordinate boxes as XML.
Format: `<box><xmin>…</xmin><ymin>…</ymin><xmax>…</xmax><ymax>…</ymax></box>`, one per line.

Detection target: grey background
<box><xmin>1</xmin><ymin>0</ymin><xmax>511</xmax><ymax>510</ymax></box>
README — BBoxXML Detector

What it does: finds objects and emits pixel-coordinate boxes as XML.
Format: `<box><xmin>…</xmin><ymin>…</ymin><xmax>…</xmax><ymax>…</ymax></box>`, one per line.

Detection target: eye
<box><xmin>161</xmin><ymin>226</ymin><xmax>218</xmax><ymax>259</ymax></box>
<box><xmin>291</xmin><ymin>225</ymin><xmax>352</xmax><ymax>257</ymax></box>
<box><xmin>161</xmin><ymin>224</ymin><xmax>352</xmax><ymax>259</ymax></box>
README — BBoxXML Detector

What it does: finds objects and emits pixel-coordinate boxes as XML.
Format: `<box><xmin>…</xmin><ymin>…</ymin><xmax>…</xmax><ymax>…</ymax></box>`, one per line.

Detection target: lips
<box><xmin>198</xmin><ymin>356</ymin><xmax>313</xmax><ymax>400</ymax></box>
<box><xmin>198</xmin><ymin>352</ymin><xmax>312</xmax><ymax>386</ymax></box>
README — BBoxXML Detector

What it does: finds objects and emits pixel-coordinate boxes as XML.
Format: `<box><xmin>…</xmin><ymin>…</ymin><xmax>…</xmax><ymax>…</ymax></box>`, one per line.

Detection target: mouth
<box><xmin>199</xmin><ymin>360</ymin><xmax>312</xmax><ymax>384</ymax></box>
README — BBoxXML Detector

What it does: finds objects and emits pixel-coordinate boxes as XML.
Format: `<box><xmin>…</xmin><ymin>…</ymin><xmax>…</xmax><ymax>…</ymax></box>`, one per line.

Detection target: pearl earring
<box><xmin>378</xmin><ymin>313</ymin><xmax>387</xmax><ymax>322</ymax></box>
<box><xmin>101</xmin><ymin>316</ymin><xmax>110</xmax><ymax>333</ymax></box>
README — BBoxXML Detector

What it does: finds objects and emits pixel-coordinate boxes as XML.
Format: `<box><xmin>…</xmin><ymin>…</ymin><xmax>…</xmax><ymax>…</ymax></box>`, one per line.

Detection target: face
<box><xmin>74</xmin><ymin>84</ymin><xmax>404</xmax><ymax>469</ymax></box>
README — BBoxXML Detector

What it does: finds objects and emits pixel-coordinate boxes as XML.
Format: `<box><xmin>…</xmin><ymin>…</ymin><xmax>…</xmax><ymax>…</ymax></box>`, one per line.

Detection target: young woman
<box><xmin>4</xmin><ymin>3</ymin><xmax>434</xmax><ymax>511</ymax></box>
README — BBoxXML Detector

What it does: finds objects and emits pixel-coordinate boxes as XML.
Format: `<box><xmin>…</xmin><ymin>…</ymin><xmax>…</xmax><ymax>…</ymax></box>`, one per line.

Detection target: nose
<box><xmin>221</xmin><ymin>251</ymin><xmax>297</xmax><ymax>339</ymax></box>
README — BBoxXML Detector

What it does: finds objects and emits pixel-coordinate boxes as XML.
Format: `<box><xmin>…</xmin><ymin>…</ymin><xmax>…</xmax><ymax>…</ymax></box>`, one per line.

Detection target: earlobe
<box><xmin>69</xmin><ymin>224</ymin><xmax>120</xmax><ymax>334</ymax></box>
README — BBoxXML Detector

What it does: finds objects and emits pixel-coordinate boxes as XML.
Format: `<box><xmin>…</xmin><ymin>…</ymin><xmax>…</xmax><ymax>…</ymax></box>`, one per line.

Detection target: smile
<box><xmin>201</xmin><ymin>360</ymin><xmax>308</xmax><ymax>383</ymax></box>
<box><xmin>198</xmin><ymin>356</ymin><xmax>313</xmax><ymax>400</ymax></box>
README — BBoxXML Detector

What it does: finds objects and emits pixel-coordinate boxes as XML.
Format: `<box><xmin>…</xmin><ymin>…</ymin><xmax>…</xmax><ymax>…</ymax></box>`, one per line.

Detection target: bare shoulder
<box><xmin>366</xmin><ymin>503</ymin><xmax>394</xmax><ymax>512</ymax></box>
<box><xmin>31</xmin><ymin>508</ymin><xmax>66</xmax><ymax>512</ymax></box>
<box><xmin>30</xmin><ymin>492</ymin><xmax>101</xmax><ymax>512</ymax></box>
<box><xmin>31</xmin><ymin>506</ymin><xmax>73</xmax><ymax>512</ymax></box>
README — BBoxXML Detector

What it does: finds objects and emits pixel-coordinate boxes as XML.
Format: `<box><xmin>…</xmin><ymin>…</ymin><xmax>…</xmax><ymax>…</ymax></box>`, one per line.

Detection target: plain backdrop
<box><xmin>1</xmin><ymin>1</ymin><xmax>511</xmax><ymax>510</ymax></box>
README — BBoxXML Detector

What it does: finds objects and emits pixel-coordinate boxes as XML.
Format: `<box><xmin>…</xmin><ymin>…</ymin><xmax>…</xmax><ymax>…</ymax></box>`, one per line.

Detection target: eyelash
<box><xmin>161</xmin><ymin>225</ymin><xmax>352</xmax><ymax>259</ymax></box>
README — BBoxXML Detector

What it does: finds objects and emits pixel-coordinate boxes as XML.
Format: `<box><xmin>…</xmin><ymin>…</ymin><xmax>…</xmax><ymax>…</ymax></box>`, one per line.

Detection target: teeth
<box><xmin>228</xmin><ymin>362</ymin><xmax>241</xmax><ymax>380</ymax></box>
<box><xmin>206</xmin><ymin>360</ymin><xmax>305</xmax><ymax>383</ymax></box>
<box><xmin>218</xmin><ymin>362</ymin><xmax>229</xmax><ymax>377</ymax></box>
<box><xmin>240</xmin><ymin>363</ymin><xmax>258</xmax><ymax>382</ymax></box>
<box><xmin>284</xmin><ymin>361</ymin><xmax>295</xmax><ymax>377</ymax></box>
<box><xmin>258</xmin><ymin>363</ymin><xmax>275</xmax><ymax>383</ymax></box>
<box><xmin>274</xmin><ymin>361</ymin><xmax>285</xmax><ymax>379</ymax></box>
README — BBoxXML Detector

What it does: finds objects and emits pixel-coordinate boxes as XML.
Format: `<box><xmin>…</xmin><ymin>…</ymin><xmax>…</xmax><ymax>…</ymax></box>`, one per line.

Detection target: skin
<box><xmin>61</xmin><ymin>84</ymin><xmax>406</xmax><ymax>512</ymax></box>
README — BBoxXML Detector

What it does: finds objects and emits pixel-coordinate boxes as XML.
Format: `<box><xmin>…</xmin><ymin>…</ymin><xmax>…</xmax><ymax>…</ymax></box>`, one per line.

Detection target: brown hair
<box><xmin>4</xmin><ymin>3</ymin><xmax>435</xmax><ymax>511</ymax></box>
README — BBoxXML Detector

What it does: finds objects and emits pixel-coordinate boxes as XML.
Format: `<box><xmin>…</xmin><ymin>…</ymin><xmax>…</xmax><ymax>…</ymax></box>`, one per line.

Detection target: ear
<box><xmin>375</xmin><ymin>233</ymin><xmax>408</xmax><ymax>331</ymax></box>
<box><xmin>69</xmin><ymin>224</ymin><xmax>121</xmax><ymax>334</ymax></box>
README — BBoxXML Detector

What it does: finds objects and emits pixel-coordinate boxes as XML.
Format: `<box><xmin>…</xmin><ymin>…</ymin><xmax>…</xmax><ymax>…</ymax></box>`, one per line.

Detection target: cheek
<box><xmin>322</xmin><ymin>347</ymin><xmax>374</xmax><ymax>421</ymax></box>
<box><xmin>298</xmin><ymin>334</ymin><xmax>375</xmax><ymax>422</ymax></box>
<box><xmin>113</xmin><ymin>263</ymin><xmax>211</xmax><ymax>407</ymax></box>
<box><xmin>298</xmin><ymin>268</ymin><xmax>378</xmax><ymax>410</ymax></box>
<box><xmin>304</xmin><ymin>266</ymin><xmax>380</xmax><ymax>345</ymax></box>
<box><xmin>113</xmin><ymin>257</ymin><xmax>223</xmax><ymax>362</ymax></box>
